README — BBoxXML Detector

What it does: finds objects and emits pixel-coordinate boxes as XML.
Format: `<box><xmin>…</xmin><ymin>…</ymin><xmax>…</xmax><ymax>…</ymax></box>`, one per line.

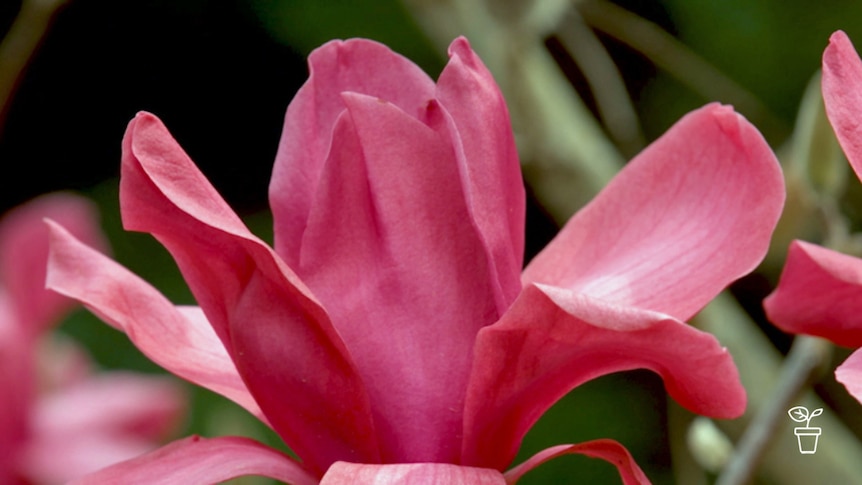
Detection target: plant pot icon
<box><xmin>788</xmin><ymin>406</ymin><xmax>823</xmax><ymax>454</ymax></box>
<box><xmin>793</xmin><ymin>427</ymin><xmax>821</xmax><ymax>454</ymax></box>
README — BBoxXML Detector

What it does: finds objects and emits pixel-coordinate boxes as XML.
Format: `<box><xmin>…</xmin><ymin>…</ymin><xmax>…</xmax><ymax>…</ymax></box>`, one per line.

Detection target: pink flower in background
<box><xmin>0</xmin><ymin>194</ymin><xmax>185</xmax><ymax>484</ymax></box>
<box><xmin>47</xmin><ymin>37</ymin><xmax>784</xmax><ymax>484</ymax></box>
<box><xmin>765</xmin><ymin>30</ymin><xmax>862</xmax><ymax>404</ymax></box>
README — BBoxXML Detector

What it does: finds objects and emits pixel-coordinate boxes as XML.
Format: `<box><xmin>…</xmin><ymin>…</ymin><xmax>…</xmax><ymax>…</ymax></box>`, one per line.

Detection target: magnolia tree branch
<box><xmin>555</xmin><ymin>8</ymin><xmax>645</xmax><ymax>157</ymax></box>
<box><xmin>0</xmin><ymin>0</ymin><xmax>71</xmax><ymax>133</ymax></box>
<box><xmin>715</xmin><ymin>336</ymin><xmax>832</xmax><ymax>485</ymax></box>
<box><xmin>694</xmin><ymin>294</ymin><xmax>862</xmax><ymax>484</ymax></box>
<box><xmin>710</xmin><ymin>67</ymin><xmax>862</xmax><ymax>484</ymax></box>
<box><xmin>576</xmin><ymin>0</ymin><xmax>787</xmax><ymax>138</ymax></box>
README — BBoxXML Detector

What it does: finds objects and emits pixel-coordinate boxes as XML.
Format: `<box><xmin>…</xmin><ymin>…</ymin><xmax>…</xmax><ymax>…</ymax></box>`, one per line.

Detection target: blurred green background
<box><xmin>4</xmin><ymin>1</ymin><xmax>862</xmax><ymax>483</ymax></box>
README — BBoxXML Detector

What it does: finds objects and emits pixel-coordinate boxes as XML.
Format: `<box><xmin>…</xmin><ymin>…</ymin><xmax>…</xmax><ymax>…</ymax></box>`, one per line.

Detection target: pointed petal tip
<box><xmin>128</xmin><ymin>111</ymin><xmax>167</xmax><ymax>138</ymax></box>
<box><xmin>0</xmin><ymin>194</ymin><xmax>106</xmax><ymax>332</ymax></box>
<box><xmin>523</xmin><ymin>100</ymin><xmax>782</xmax><ymax>320</ymax></box>
<box><xmin>133</xmin><ymin>110</ymin><xmax>157</xmax><ymax>120</ymax></box>
<box><xmin>697</xmin><ymin>103</ymin><xmax>755</xmax><ymax>141</ymax></box>
<box><xmin>448</xmin><ymin>36</ymin><xmax>473</xmax><ymax>55</ymax></box>
<box><xmin>829</xmin><ymin>29</ymin><xmax>851</xmax><ymax>47</ymax></box>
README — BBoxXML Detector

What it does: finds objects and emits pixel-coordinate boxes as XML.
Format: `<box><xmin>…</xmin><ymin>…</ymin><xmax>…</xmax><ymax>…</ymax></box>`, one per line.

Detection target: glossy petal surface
<box><xmin>823</xmin><ymin>30</ymin><xmax>862</xmax><ymax>178</ymax></box>
<box><xmin>119</xmin><ymin>113</ymin><xmax>378</xmax><ymax>473</ymax></box>
<box><xmin>463</xmin><ymin>284</ymin><xmax>744</xmax><ymax>469</ymax></box>
<box><xmin>67</xmin><ymin>436</ymin><xmax>317</xmax><ymax>485</ymax></box>
<box><xmin>504</xmin><ymin>440</ymin><xmax>650</xmax><ymax>485</ymax></box>
<box><xmin>270</xmin><ymin>38</ymin><xmax>435</xmax><ymax>266</ymax></box>
<box><xmin>298</xmin><ymin>93</ymin><xmax>498</xmax><ymax>463</ymax></box>
<box><xmin>435</xmin><ymin>37</ymin><xmax>525</xmax><ymax>304</ymax></box>
<box><xmin>523</xmin><ymin>104</ymin><xmax>784</xmax><ymax>321</ymax></box>
<box><xmin>764</xmin><ymin>240</ymin><xmax>862</xmax><ymax>347</ymax></box>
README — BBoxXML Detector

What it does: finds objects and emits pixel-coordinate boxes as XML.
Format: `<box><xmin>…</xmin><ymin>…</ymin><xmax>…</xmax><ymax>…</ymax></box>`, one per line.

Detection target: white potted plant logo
<box><xmin>787</xmin><ymin>406</ymin><xmax>823</xmax><ymax>454</ymax></box>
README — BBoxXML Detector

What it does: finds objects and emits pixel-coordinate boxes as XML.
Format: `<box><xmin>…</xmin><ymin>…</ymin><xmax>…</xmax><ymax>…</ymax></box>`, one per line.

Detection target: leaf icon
<box><xmin>788</xmin><ymin>406</ymin><xmax>809</xmax><ymax>423</ymax></box>
<box><xmin>810</xmin><ymin>408</ymin><xmax>823</xmax><ymax>420</ymax></box>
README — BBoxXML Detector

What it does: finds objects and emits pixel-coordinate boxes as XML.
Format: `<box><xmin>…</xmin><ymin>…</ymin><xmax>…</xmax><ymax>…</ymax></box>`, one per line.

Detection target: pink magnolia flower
<box><xmin>46</xmin><ymin>37</ymin><xmax>784</xmax><ymax>484</ymax></box>
<box><xmin>765</xmin><ymin>30</ymin><xmax>862</xmax><ymax>404</ymax></box>
<box><xmin>0</xmin><ymin>193</ymin><xmax>185</xmax><ymax>484</ymax></box>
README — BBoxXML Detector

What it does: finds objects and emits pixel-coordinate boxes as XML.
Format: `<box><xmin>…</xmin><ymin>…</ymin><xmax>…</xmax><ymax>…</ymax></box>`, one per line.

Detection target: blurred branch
<box><xmin>576</xmin><ymin>0</ymin><xmax>787</xmax><ymax>138</ymax></box>
<box><xmin>694</xmin><ymin>293</ymin><xmax>862</xmax><ymax>484</ymax></box>
<box><xmin>716</xmin><ymin>336</ymin><xmax>832</xmax><ymax>485</ymax></box>
<box><xmin>709</xmin><ymin>67</ymin><xmax>862</xmax><ymax>484</ymax></box>
<box><xmin>555</xmin><ymin>8</ymin><xmax>645</xmax><ymax>157</ymax></box>
<box><xmin>0</xmin><ymin>0</ymin><xmax>71</xmax><ymax>134</ymax></box>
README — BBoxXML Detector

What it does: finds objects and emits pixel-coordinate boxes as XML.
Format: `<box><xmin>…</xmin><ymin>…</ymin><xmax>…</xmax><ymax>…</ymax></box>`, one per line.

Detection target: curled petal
<box><xmin>836</xmin><ymin>349</ymin><xmax>862</xmax><ymax>404</ymax></box>
<box><xmin>823</xmin><ymin>30</ymin><xmax>862</xmax><ymax>178</ymax></box>
<box><xmin>0</xmin><ymin>193</ymin><xmax>106</xmax><ymax>333</ymax></box>
<box><xmin>46</xmin><ymin>222</ymin><xmax>266</xmax><ymax>423</ymax></box>
<box><xmin>119</xmin><ymin>113</ymin><xmax>378</xmax><ymax>473</ymax></box>
<box><xmin>764</xmin><ymin>240</ymin><xmax>862</xmax><ymax>347</ymax></box>
<box><xmin>463</xmin><ymin>284</ymin><xmax>744</xmax><ymax>469</ymax></box>
<box><xmin>320</xmin><ymin>461</ymin><xmax>506</xmax><ymax>485</ymax></box>
<box><xmin>269</xmin><ymin>38</ymin><xmax>436</xmax><ymax>266</ymax></box>
<box><xmin>67</xmin><ymin>436</ymin><xmax>318</xmax><ymax>485</ymax></box>
<box><xmin>503</xmin><ymin>440</ymin><xmax>650</xmax><ymax>485</ymax></box>
<box><xmin>299</xmin><ymin>94</ymin><xmax>498</xmax><ymax>463</ymax></box>
<box><xmin>523</xmin><ymin>103</ymin><xmax>784</xmax><ymax>321</ymax></box>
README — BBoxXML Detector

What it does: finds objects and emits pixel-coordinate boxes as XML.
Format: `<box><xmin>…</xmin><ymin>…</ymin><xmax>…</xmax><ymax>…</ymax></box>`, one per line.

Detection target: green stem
<box><xmin>0</xmin><ymin>0</ymin><xmax>71</xmax><ymax>134</ymax></box>
<box><xmin>715</xmin><ymin>336</ymin><xmax>831</xmax><ymax>485</ymax></box>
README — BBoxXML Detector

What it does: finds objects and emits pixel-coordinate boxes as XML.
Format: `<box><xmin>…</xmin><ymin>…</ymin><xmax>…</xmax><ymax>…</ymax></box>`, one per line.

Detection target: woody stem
<box><xmin>715</xmin><ymin>336</ymin><xmax>832</xmax><ymax>485</ymax></box>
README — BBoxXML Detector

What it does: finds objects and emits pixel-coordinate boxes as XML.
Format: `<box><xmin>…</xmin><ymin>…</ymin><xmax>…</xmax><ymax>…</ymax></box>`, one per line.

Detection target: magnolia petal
<box><xmin>24</xmin><ymin>373</ymin><xmax>184</xmax><ymax>484</ymax></box>
<box><xmin>270</xmin><ymin>38</ymin><xmax>436</xmax><ymax>266</ymax></box>
<box><xmin>320</xmin><ymin>461</ymin><xmax>506</xmax><ymax>485</ymax></box>
<box><xmin>836</xmin><ymin>349</ymin><xmax>862</xmax><ymax>404</ymax></box>
<box><xmin>435</xmin><ymin>37</ymin><xmax>525</xmax><ymax>304</ymax></box>
<box><xmin>0</xmin><ymin>293</ymin><xmax>34</xmax><ymax>477</ymax></box>
<box><xmin>503</xmin><ymin>440</ymin><xmax>650</xmax><ymax>485</ymax></box>
<box><xmin>119</xmin><ymin>113</ymin><xmax>379</xmax><ymax>473</ymax></box>
<box><xmin>522</xmin><ymin>103</ymin><xmax>784</xmax><ymax>321</ymax></box>
<box><xmin>46</xmin><ymin>222</ymin><xmax>267</xmax><ymax>423</ymax></box>
<box><xmin>0</xmin><ymin>193</ymin><xmax>106</xmax><ymax>333</ymax></box>
<box><xmin>463</xmin><ymin>284</ymin><xmax>744</xmax><ymax>469</ymax></box>
<box><xmin>67</xmin><ymin>436</ymin><xmax>318</xmax><ymax>485</ymax></box>
<box><xmin>764</xmin><ymin>240</ymin><xmax>862</xmax><ymax>347</ymax></box>
<box><xmin>298</xmin><ymin>94</ymin><xmax>499</xmax><ymax>463</ymax></box>
<box><xmin>21</xmin><ymin>432</ymin><xmax>157</xmax><ymax>484</ymax></box>
<box><xmin>32</xmin><ymin>372</ymin><xmax>184</xmax><ymax>440</ymax></box>
<box><xmin>823</xmin><ymin>30</ymin><xmax>862</xmax><ymax>179</ymax></box>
